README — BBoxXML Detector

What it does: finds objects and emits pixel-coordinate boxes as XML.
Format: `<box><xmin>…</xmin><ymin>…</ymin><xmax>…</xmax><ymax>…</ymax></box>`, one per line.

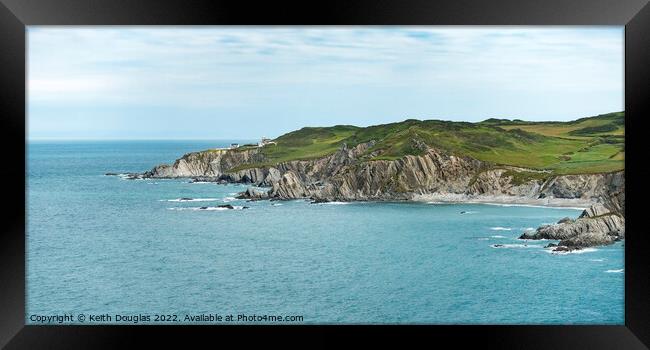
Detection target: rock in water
<box><xmin>553</xmin><ymin>246</ymin><xmax>572</xmax><ymax>252</ymax></box>
<box><xmin>236</xmin><ymin>188</ymin><xmax>269</xmax><ymax>200</ymax></box>
<box><xmin>519</xmin><ymin>213</ymin><xmax>624</xmax><ymax>250</ymax></box>
<box><xmin>217</xmin><ymin>204</ymin><xmax>235</xmax><ymax>209</ymax></box>
<box><xmin>310</xmin><ymin>198</ymin><xmax>329</xmax><ymax>204</ymax></box>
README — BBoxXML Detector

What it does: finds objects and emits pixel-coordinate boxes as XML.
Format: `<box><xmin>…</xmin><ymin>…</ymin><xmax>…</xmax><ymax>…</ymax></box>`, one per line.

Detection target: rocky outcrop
<box><xmin>579</xmin><ymin>203</ymin><xmax>611</xmax><ymax>218</ymax></box>
<box><xmin>236</xmin><ymin>187</ymin><xmax>269</xmax><ymax>201</ymax></box>
<box><xmin>520</xmin><ymin>203</ymin><xmax>625</xmax><ymax>251</ymax></box>
<box><xmin>269</xmin><ymin>172</ymin><xmax>311</xmax><ymax>199</ymax></box>
<box><xmin>143</xmin><ymin>148</ymin><xmax>266</xmax><ymax>180</ymax></box>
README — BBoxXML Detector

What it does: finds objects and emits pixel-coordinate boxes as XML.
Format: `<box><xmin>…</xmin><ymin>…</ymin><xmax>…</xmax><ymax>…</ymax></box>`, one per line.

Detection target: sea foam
<box><xmin>160</xmin><ymin>198</ymin><xmax>219</xmax><ymax>202</ymax></box>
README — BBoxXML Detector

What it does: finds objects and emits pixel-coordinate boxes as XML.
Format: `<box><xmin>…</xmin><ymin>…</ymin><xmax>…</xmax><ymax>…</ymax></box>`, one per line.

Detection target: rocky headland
<box><xmin>138</xmin><ymin>140</ymin><xmax>624</xmax><ymax>251</ymax></box>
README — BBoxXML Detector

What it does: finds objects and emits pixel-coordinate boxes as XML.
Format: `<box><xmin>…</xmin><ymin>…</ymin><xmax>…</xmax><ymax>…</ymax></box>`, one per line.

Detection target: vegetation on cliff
<box><xmin>228</xmin><ymin>112</ymin><xmax>624</xmax><ymax>175</ymax></box>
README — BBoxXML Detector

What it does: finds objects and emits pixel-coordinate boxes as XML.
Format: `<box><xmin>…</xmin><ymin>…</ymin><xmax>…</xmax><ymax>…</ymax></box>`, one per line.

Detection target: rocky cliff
<box><xmin>142</xmin><ymin>141</ymin><xmax>624</xmax><ymax>249</ymax></box>
<box><xmin>144</xmin><ymin>142</ymin><xmax>623</xmax><ymax>204</ymax></box>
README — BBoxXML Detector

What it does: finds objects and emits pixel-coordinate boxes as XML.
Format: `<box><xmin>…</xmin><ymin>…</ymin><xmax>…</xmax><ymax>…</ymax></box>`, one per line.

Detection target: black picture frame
<box><xmin>1</xmin><ymin>0</ymin><xmax>649</xmax><ymax>348</ymax></box>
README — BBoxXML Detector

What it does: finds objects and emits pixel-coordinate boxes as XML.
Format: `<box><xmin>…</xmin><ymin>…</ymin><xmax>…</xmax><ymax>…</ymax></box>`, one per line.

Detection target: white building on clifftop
<box><xmin>258</xmin><ymin>137</ymin><xmax>276</xmax><ymax>147</ymax></box>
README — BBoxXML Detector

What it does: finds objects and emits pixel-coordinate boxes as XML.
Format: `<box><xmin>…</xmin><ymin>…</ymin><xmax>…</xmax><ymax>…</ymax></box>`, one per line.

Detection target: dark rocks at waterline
<box><xmin>106</xmin><ymin>172</ymin><xmax>143</xmax><ymax>180</ymax></box>
<box><xmin>197</xmin><ymin>205</ymin><xmax>248</xmax><ymax>210</ymax></box>
<box><xmin>236</xmin><ymin>187</ymin><xmax>269</xmax><ymax>201</ymax></box>
<box><xmin>552</xmin><ymin>246</ymin><xmax>572</xmax><ymax>252</ymax></box>
<box><xmin>543</xmin><ymin>242</ymin><xmax>578</xmax><ymax>252</ymax></box>
<box><xmin>460</xmin><ymin>211</ymin><xmax>467</xmax><ymax>214</ymax></box>
<box><xmin>180</xmin><ymin>197</ymin><xmax>194</xmax><ymax>201</ymax></box>
<box><xmin>189</xmin><ymin>176</ymin><xmax>222</xmax><ymax>183</ymax></box>
<box><xmin>558</xmin><ymin>232</ymin><xmax>619</xmax><ymax>249</ymax></box>
<box><xmin>519</xmin><ymin>204</ymin><xmax>624</xmax><ymax>250</ymax></box>
<box><xmin>310</xmin><ymin>198</ymin><xmax>330</xmax><ymax>204</ymax></box>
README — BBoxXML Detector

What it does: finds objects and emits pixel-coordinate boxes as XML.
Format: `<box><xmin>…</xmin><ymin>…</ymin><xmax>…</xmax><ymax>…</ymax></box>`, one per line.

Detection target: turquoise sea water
<box><xmin>26</xmin><ymin>141</ymin><xmax>624</xmax><ymax>324</ymax></box>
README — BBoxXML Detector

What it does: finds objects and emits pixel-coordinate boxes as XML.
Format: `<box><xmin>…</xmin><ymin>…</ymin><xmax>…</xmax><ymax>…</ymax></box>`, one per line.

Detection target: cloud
<box><xmin>27</xmin><ymin>27</ymin><xmax>624</xmax><ymax>139</ymax></box>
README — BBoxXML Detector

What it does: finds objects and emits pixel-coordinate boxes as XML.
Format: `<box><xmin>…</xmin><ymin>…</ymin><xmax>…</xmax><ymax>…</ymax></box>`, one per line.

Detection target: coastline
<box><xmin>411</xmin><ymin>193</ymin><xmax>594</xmax><ymax>209</ymax></box>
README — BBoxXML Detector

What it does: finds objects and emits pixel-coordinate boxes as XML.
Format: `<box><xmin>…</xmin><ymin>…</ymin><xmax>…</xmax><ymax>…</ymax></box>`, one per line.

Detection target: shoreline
<box><xmin>411</xmin><ymin>193</ymin><xmax>593</xmax><ymax>209</ymax></box>
<box><xmin>126</xmin><ymin>174</ymin><xmax>595</xmax><ymax>210</ymax></box>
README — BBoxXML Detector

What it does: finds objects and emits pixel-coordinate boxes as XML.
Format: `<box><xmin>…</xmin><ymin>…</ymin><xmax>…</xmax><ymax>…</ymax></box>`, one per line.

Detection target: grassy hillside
<box><xmin>229</xmin><ymin>112</ymin><xmax>624</xmax><ymax>175</ymax></box>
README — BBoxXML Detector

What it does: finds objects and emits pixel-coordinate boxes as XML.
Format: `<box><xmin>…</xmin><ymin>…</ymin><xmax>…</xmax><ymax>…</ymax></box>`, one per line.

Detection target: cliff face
<box><xmin>143</xmin><ymin>142</ymin><xmax>624</xmax><ymax>206</ymax></box>
<box><xmin>142</xmin><ymin>142</ymin><xmax>624</xmax><ymax>249</ymax></box>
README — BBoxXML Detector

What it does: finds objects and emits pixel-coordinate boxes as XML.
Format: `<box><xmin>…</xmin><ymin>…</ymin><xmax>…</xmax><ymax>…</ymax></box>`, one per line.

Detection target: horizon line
<box><xmin>27</xmin><ymin>110</ymin><xmax>624</xmax><ymax>141</ymax></box>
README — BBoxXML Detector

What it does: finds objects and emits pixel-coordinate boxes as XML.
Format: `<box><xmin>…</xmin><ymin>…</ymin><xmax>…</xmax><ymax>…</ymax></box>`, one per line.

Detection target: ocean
<box><xmin>26</xmin><ymin>140</ymin><xmax>624</xmax><ymax>324</ymax></box>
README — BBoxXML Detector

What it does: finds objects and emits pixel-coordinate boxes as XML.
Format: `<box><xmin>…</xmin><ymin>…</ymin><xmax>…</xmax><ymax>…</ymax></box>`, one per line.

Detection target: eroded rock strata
<box><xmin>141</xmin><ymin>142</ymin><xmax>624</xmax><ymax>249</ymax></box>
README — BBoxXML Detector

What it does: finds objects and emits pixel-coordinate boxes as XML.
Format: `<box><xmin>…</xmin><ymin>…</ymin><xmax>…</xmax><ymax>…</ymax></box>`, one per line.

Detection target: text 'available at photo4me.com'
<box><xmin>29</xmin><ymin>313</ymin><xmax>305</xmax><ymax>324</ymax></box>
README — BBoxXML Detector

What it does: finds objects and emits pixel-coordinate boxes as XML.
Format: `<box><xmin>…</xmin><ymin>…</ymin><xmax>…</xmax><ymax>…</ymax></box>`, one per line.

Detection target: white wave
<box><xmin>490</xmin><ymin>235</ymin><xmax>507</xmax><ymax>238</ymax></box>
<box><xmin>490</xmin><ymin>227</ymin><xmax>512</xmax><ymax>231</ymax></box>
<box><xmin>222</xmin><ymin>197</ymin><xmax>237</xmax><ymax>202</ymax></box>
<box><xmin>271</xmin><ymin>203</ymin><xmax>283</xmax><ymax>206</ymax></box>
<box><xmin>605</xmin><ymin>269</ymin><xmax>624</xmax><ymax>273</ymax></box>
<box><xmin>320</xmin><ymin>201</ymin><xmax>351</xmax><ymax>205</ymax></box>
<box><xmin>491</xmin><ymin>244</ymin><xmax>542</xmax><ymax>249</ymax></box>
<box><xmin>147</xmin><ymin>182</ymin><xmax>158</xmax><ymax>185</ymax></box>
<box><xmin>482</xmin><ymin>203</ymin><xmax>586</xmax><ymax>210</ymax></box>
<box><xmin>160</xmin><ymin>198</ymin><xmax>220</xmax><ymax>202</ymax></box>
<box><xmin>544</xmin><ymin>247</ymin><xmax>598</xmax><ymax>255</ymax></box>
<box><xmin>115</xmin><ymin>174</ymin><xmax>144</xmax><ymax>180</ymax></box>
<box><xmin>589</xmin><ymin>258</ymin><xmax>605</xmax><ymax>262</ymax></box>
<box><xmin>167</xmin><ymin>205</ymin><xmax>246</xmax><ymax>211</ymax></box>
<box><xmin>523</xmin><ymin>227</ymin><xmax>535</xmax><ymax>231</ymax></box>
<box><xmin>477</xmin><ymin>238</ymin><xmax>490</xmax><ymax>241</ymax></box>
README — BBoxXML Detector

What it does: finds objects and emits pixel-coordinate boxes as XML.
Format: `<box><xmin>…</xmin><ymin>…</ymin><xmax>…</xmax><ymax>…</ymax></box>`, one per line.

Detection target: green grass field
<box><xmin>228</xmin><ymin>112</ymin><xmax>624</xmax><ymax>175</ymax></box>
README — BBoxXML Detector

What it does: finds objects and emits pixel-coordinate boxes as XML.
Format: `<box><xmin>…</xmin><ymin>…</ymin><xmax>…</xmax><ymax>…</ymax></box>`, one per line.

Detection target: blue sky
<box><xmin>28</xmin><ymin>27</ymin><xmax>623</xmax><ymax>140</ymax></box>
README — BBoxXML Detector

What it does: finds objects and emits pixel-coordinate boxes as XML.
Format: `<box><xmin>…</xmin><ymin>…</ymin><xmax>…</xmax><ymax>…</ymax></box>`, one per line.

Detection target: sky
<box><xmin>27</xmin><ymin>27</ymin><xmax>624</xmax><ymax>140</ymax></box>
